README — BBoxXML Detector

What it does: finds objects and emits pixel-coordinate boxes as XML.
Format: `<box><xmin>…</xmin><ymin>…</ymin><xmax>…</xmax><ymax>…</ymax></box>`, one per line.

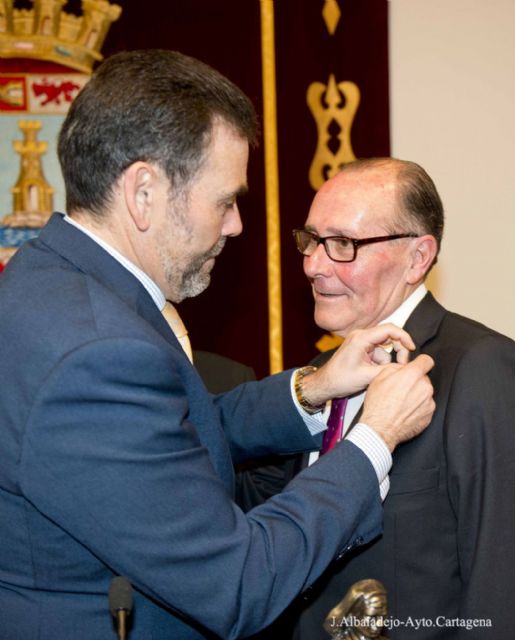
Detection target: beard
<box><xmin>156</xmin><ymin>205</ymin><xmax>226</xmax><ymax>303</ymax></box>
<box><xmin>167</xmin><ymin>235</ymin><xmax>226</xmax><ymax>302</ymax></box>
<box><xmin>158</xmin><ymin>191</ymin><xmax>228</xmax><ymax>302</ymax></box>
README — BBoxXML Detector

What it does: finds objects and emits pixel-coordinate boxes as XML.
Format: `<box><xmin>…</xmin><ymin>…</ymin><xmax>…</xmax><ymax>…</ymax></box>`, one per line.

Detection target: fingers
<box><xmin>309</xmin><ymin>324</ymin><xmax>425</xmax><ymax>402</ymax></box>
<box><xmin>391</xmin><ymin>338</ymin><xmax>410</xmax><ymax>364</ymax></box>
<box><xmin>369</xmin><ymin>356</ymin><xmax>434</xmax><ymax>389</ymax></box>
<box><xmin>377</xmin><ymin>338</ymin><xmax>411</xmax><ymax>365</ymax></box>
<box><xmin>349</xmin><ymin>323</ymin><xmax>416</xmax><ymax>352</ymax></box>
<box><xmin>362</xmin><ymin>355</ymin><xmax>436</xmax><ymax>451</ymax></box>
<box><xmin>371</xmin><ymin>346</ymin><xmax>392</xmax><ymax>365</ymax></box>
<box><xmin>374</xmin><ymin>362</ymin><xmax>403</xmax><ymax>378</ymax></box>
<box><xmin>342</xmin><ymin>323</ymin><xmax>415</xmax><ymax>363</ymax></box>
<box><xmin>374</xmin><ymin>355</ymin><xmax>434</xmax><ymax>387</ymax></box>
<box><xmin>406</xmin><ymin>353</ymin><xmax>435</xmax><ymax>375</ymax></box>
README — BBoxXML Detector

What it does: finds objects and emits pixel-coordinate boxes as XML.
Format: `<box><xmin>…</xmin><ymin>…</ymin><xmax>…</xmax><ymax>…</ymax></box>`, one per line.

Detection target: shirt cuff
<box><xmin>290</xmin><ymin>370</ymin><xmax>330</xmax><ymax>436</ymax></box>
<box><xmin>346</xmin><ymin>423</ymin><xmax>392</xmax><ymax>501</ymax></box>
<box><xmin>379</xmin><ymin>477</ymin><xmax>390</xmax><ymax>502</ymax></box>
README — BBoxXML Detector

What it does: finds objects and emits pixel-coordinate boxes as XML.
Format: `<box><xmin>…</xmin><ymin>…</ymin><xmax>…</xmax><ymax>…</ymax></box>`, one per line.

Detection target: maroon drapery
<box><xmin>2</xmin><ymin>0</ymin><xmax>390</xmax><ymax>378</ymax></box>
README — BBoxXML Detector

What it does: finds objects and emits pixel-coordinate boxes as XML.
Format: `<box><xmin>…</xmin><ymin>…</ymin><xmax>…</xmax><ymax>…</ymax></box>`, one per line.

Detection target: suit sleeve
<box><xmin>227</xmin><ymin>351</ymin><xmax>335</xmax><ymax>509</ymax></box>
<box><xmin>211</xmin><ymin>370</ymin><xmax>321</xmax><ymax>464</ymax></box>
<box><xmin>20</xmin><ymin>337</ymin><xmax>382</xmax><ymax>639</ymax></box>
<box><xmin>446</xmin><ymin>332</ymin><xmax>515</xmax><ymax>636</ymax></box>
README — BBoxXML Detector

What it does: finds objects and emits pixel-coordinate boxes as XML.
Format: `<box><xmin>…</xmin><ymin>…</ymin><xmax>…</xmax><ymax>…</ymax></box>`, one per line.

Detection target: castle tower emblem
<box><xmin>0</xmin><ymin>0</ymin><xmax>121</xmax><ymax>268</ymax></box>
<box><xmin>3</xmin><ymin>120</ymin><xmax>54</xmax><ymax>228</ymax></box>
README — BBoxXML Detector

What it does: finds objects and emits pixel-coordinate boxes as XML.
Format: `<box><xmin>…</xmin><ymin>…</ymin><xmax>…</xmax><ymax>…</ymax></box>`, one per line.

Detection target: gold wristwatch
<box><xmin>294</xmin><ymin>366</ymin><xmax>325</xmax><ymax>414</ymax></box>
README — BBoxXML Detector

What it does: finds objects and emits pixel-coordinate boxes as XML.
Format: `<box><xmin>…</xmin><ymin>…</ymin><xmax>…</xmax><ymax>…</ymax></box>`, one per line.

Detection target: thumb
<box><xmin>369</xmin><ymin>362</ymin><xmax>404</xmax><ymax>381</ymax></box>
<box><xmin>406</xmin><ymin>353</ymin><xmax>435</xmax><ymax>375</ymax></box>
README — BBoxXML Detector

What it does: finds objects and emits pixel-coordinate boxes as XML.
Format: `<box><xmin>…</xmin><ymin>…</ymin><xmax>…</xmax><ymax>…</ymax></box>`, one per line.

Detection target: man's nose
<box><xmin>303</xmin><ymin>242</ymin><xmax>332</xmax><ymax>277</ymax></box>
<box><xmin>223</xmin><ymin>207</ymin><xmax>243</xmax><ymax>237</ymax></box>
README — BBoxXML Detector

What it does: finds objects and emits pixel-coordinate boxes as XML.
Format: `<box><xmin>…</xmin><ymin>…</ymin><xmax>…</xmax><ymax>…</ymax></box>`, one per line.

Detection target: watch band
<box><xmin>294</xmin><ymin>366</ymin><xmax>325</xmax><ymax>414</ymax></box>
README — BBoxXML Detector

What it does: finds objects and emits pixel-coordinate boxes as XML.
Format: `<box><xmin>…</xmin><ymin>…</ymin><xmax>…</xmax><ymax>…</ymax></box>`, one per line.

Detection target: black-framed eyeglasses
<box><xmin>292</xmin><ymin>228</ymin><xmax>419</xmax><ymax>263</ymax></box>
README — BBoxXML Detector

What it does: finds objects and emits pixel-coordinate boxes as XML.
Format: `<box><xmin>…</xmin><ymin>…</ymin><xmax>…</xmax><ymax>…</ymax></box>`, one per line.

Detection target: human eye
<box><xmin>329</xmin><ymin>236</ymin><xmax>353</xmax><ymax>260</ymax></box>
<box><xmin>333</xmin><ymin>236</ymin><xmax>352</xmax><ymax>249</ymax></box>
<box><xmin>218</xmin><ymin>198</ymin><xmax>237</xmax><ymax>216</ymax></box>
<box><xmin>219</xmin><ymin>189</ymin><xmax>244</xmax><ymax>215</ymax></box>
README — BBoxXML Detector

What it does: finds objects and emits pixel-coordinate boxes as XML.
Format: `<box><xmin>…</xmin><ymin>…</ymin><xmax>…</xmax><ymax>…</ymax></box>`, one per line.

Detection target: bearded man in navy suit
<box><xmin>0</xmin><ymin>52</ymin><xmax>435</xmax><ymax>639</ymax></box>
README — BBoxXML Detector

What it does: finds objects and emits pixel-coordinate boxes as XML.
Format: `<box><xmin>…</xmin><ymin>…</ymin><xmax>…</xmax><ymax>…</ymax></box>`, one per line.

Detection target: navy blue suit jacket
<box><xmin>0</xmin><ymin>214</ymin><xmax>382</xmax><ymax>639</ymax></box>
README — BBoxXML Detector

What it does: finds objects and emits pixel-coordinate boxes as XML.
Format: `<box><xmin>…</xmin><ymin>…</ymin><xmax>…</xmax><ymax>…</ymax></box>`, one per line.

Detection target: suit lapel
<box><xmin>315</xmin><ymin>293</ymin><xmax>447</xmax><ymax>438</ymax></box>
<box><xmin>402</xmin><ymin>292</ymin><xmax>447</xmax><ymax>357</ymax></box>
<box><xmin>36</xmin><ymin>214</ymin><xmax>236</xmax><ymax>489</ymax></box>
<box><xmin>347</xmin><ymin>293</ymin><xmax>446</xmax><ymax>431</ymax></box>
<box><xmin>37</xmin><ymin>213</ymin><xmax>185</xmax><ymax>353</ymax></box>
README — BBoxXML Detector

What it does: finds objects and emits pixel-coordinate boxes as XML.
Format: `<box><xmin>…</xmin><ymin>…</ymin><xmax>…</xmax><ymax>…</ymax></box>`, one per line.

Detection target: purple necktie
<box><xmin>320</xmin><ymin>398</ymin><xmax>348</xmax><ymax>455</ymax></box>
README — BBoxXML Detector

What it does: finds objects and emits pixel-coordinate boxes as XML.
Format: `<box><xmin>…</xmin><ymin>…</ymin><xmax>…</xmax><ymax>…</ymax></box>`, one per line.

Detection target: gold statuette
<box><xmin>324</xmin><ymin>579</ymin><xmax>388</xmax><ymax>639</ymax></box>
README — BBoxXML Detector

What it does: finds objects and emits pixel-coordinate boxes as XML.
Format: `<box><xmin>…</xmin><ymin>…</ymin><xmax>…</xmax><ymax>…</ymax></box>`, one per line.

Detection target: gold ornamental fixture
<box><xmin>3</xmin><ymin>120</ymin><xmax>54</xmax><ymax>228</ymax></box>
<box><xmin>0</xmin><ymin>0</ymin><xmax>122</xmax><ymax>74</ymax></box>
<box><xmin>307</xmin><ymin>73</ymin><xmax>360</xmax><ymax>191</ymax></box>
<box><xmin>260</xmin><ymin>0</ymin><xmax>283</xmax><ymax>374</ymax></box>
<box><xmin>322</xmin><ymin>0</ymin><xmax>341</xmax><ymax>36</ymax></box>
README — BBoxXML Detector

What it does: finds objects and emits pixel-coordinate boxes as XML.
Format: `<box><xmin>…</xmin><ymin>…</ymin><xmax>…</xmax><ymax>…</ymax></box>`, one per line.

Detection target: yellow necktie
<box><xmin>161</xmin><ymin>302</ymin><xmax>193</xmax><ymax>363</ymax></box>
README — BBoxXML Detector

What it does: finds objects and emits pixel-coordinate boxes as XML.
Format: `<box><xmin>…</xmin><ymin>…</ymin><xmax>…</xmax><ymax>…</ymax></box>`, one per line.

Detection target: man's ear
<box><xmin>122</xmin><ymin>161</ymin><xmax>157</xmax><ymax>232</ymax></box>
<box><xmin>407</xmin><ymin>235</ymin><xmax>438</xmax><ymax>284</ymax></box>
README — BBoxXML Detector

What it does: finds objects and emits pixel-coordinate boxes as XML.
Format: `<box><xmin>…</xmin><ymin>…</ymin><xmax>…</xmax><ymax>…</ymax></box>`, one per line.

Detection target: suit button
<box><xmin>336</xmin><ymin>535</ymin><xmax>364</xmax><ymax>560</ymax></box>
<box><xmin>302</xmin><ymin>586</ymin><xmax>314</xmax><ymax>602</ymax></box>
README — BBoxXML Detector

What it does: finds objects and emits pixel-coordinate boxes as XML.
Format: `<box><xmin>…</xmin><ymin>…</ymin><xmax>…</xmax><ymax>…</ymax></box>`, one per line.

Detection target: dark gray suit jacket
<box><xmin>193</xmin><ymin>349</ymin><xmax>256</xmax><ymax>394</ymax></box>
<box><xmin>247</xmin><ymin>293</ymin><xmax>515</xmax><ymax>639</ymax></box>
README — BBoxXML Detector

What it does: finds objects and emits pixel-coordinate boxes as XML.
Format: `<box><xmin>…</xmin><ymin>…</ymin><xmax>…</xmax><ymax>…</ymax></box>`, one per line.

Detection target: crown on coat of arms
<box><xmin>0</xmin><ymin>0</ymin><xmax>121</xmax><ymax>74</ymax></box>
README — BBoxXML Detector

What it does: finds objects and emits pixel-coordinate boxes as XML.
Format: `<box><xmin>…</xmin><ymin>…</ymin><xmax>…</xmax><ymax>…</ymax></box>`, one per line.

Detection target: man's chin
<box><xmin>170</xmin><ymin>271</ymin><xmax>211</xmax><ymax>303</ymax></box>
<box><xmin>186</xmin><ymin>275</ymin><xmax>211</xmax><ymax>300</ymax></box>
<box><xmin>314</xmin><ymin>307</ymin><xmax>354</xmax><ymax>337</ymax></box>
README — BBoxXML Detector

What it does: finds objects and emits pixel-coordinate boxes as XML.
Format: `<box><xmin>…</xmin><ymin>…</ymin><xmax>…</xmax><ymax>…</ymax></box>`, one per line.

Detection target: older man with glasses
<box><xmin>247</xmin><ymin>157</ymin><xmax>515</xmax><ymax>639</ymax></box>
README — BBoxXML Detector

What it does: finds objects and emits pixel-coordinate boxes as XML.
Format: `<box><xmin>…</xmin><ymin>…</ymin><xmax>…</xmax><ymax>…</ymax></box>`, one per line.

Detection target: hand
<box><xmin>301</xmin><ymin>324</ymin><xmax>416</xmax><ymax>407</ymax></box>
<box><xmin>361</xmin><ymin>355</ymin><xmax>436</xmax><ymax>451</ymax></box>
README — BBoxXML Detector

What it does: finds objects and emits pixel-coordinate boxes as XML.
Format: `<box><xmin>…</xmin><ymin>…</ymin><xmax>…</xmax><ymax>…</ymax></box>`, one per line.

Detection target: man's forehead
<box><xmin>308</xmin><ymin>169</ymin><xmax>399</xmax><ymax>233</ymax></box>
<box><xmin>326</xmin><ymin>165</ymin><xmax>398</xmax><ymax>198</ymax></box>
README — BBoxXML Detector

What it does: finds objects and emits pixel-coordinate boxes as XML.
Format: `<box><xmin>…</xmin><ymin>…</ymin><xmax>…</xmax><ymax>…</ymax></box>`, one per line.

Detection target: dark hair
<box><xmin>58</xmin><ymin>49</ymin><xmax>258</xmax><ymax>216</ymax></box>
<box><xmin>340</xmin><ymin>158</ymin><xmax>445</xmax><ymax>263</ymax></box>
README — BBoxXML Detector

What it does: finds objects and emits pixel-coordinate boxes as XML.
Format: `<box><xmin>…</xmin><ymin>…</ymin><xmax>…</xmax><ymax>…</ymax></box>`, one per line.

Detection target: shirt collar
<box><xmin>379</xmin><ymin>283</ymin><xmax>428</xmax><ymax>329</ymax></box>
<box><xmin>64</xmin><ymin>215</ymin><xmax>166</xmax><ymax>310</ymax></box>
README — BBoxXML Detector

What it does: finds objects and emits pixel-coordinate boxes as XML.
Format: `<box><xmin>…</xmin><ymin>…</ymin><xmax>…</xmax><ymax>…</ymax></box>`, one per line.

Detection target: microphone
<box><xmin>109</xmin><ymin>576</ymin><xmax>133</xmax><ymax>640</ymax></box>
